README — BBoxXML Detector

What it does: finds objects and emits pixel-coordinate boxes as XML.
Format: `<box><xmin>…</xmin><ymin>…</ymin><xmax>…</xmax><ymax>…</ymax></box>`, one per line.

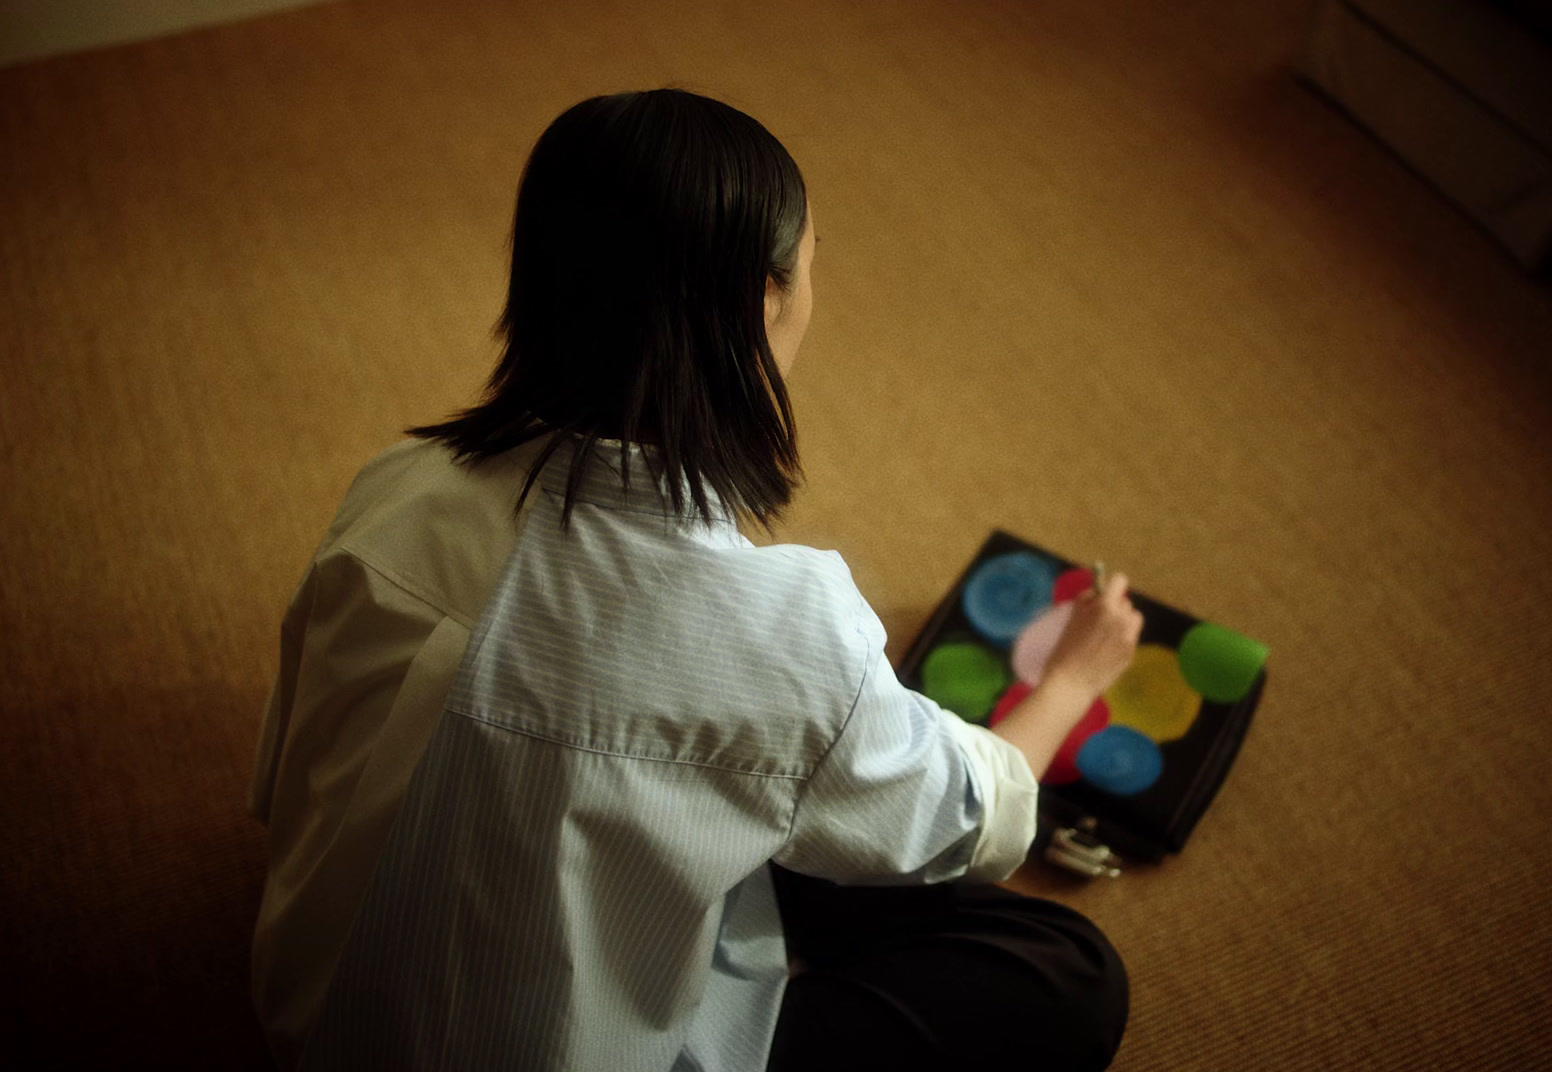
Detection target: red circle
<box><xmin>1042</xmin><ymin>696</ymin><xmax>1111</xmax><ymax>785</ymax></box>
<box><xmin>1053</xmin><ymin>568</ymin><xmax>1096</xmax><ymax>603</ymax></box>
<box><xmin>989</xmin><ymin>685</ymin><xmax>1111</xmax><ymax>785</ymax></box>
<box><xmin>989</xmin><ymin>681</ymin><xmax>1033</xmax><ymax>727</ymax></box>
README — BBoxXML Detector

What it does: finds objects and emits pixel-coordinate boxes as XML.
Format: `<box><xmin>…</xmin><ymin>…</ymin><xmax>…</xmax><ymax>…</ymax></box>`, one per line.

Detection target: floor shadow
<box><xmin>1213</xmin><ymin>65</ymin><xmax>1552</xmax><ymax>390</ymax></box>
<box><xmin>3</xmin><ymin>681</ymin><xmax>273</xmax><ymax>1068</ymax></box>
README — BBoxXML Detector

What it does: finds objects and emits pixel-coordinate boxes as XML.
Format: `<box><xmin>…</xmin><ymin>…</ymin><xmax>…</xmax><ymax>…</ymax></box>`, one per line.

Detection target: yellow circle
<box><xmin>1104</xmin><ymin>643</ymin><xmax>1203</xmax><ymax>743</ymax></box>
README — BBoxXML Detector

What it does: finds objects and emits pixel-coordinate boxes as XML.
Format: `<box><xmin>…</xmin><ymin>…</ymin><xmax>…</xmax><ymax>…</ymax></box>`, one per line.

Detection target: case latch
<box><xmin>1045</xmin><ymin>822</ymin><xmax>1123</xmax><ymax>878</ymax></box>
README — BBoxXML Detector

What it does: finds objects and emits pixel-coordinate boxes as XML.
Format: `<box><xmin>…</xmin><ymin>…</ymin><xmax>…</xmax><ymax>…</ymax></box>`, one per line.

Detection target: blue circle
<box><xmin>1076</xmin><ymin>726</ymin><xmax>1164</xmax><ymax>796</ymax></box>
<box><xmin>961</xmin><ymin>552</ymin><xmax>1059</xmax><ymax>647</ymax></box>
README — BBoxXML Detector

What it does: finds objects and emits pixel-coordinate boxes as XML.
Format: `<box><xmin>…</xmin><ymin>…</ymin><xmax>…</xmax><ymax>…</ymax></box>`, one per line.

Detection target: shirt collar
<box><xmin>537</xmin><ymin>437</ymin><xmax>740</xmax><ymax>531</ymax></box>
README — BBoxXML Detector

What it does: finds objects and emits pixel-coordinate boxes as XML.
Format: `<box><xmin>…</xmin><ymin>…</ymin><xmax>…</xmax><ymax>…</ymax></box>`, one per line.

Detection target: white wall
<box><xmin>0</xmin><ymin>0</ymin><xmax>328</xmax><ymax>68</ymax></box>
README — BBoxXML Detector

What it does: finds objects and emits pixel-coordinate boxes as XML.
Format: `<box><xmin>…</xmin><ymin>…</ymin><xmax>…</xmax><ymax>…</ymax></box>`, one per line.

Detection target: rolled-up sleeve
<box><xmin>774</xmin><ymin>597</ymin><xmax>1039</xmax><ymax>886</ymax></box>
<box><xmin>936</xmin><ymin>710</ymin><xmax>1040</xmax><ymax>881</ymax></box>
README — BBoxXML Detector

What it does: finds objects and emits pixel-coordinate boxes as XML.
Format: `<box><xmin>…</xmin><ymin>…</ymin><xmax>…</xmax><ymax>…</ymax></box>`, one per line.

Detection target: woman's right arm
<box><xmin>989</xmin><ymin>573</ymin><xmax>1144</xmax><ymax>780</ymax></box>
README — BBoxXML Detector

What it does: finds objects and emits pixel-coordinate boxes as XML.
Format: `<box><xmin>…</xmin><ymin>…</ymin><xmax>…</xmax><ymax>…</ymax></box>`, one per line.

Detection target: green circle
<box><xmin>1177</xmin><ymin>622</ymin><xmax>1268</xmax><ymax>704</ymax></box>
<box><xmin>921</xmin><ymin>642</ymin><xmax>1009</xmax><ymax>724</ymax></box>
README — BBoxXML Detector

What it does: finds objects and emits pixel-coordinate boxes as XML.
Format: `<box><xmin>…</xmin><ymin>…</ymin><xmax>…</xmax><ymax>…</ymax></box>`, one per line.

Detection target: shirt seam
<box><xmin>445</xmin><ymin>703</ymin><xmax>812</xmax><ymax>780</ymax></box>
<box><xmin>779</xmin><ymin>587</ymin><xmax>876</xmax><ymax>848</ymax></box>
<box><xmin>329</xmin><ymin>544</ymin><xmax>478</xmax><ymax>630</ymax></box>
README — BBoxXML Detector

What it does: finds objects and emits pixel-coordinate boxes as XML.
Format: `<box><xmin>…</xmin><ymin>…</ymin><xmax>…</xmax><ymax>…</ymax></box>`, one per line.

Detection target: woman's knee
<box><xmin>1028</xmin><ymin>905</ymin><xmax>1130</xmax><ymax>1071</ymax></box>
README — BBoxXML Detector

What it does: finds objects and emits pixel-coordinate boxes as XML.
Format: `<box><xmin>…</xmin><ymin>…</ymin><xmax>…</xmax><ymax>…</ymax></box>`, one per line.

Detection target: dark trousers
<box><xmin>766</xmin><ymin>865</ymin><xmax>1129</xmax><ymax>1072</ymax></box>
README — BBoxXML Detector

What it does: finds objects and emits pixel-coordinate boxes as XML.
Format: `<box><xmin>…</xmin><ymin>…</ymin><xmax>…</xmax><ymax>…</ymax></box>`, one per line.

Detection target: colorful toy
<box><xmin>897</xmin><ymin>531</ymin><xmax>1268</xmax><ymax>872</ymax></box>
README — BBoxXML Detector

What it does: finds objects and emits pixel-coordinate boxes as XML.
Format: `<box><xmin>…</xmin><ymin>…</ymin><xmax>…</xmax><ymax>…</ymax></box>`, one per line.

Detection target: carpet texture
<box><xmin>2</xmin><ymin>0</ymin><xmax>1550</xmax><ymax>1068</ymax></box>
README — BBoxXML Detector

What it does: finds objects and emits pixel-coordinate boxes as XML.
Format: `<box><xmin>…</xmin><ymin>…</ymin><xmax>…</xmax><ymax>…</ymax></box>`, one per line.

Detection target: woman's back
<box><xmin>267</xmin><ymin>436</ymin><xmax>1006</xmax><ymax>1070</ymax></box>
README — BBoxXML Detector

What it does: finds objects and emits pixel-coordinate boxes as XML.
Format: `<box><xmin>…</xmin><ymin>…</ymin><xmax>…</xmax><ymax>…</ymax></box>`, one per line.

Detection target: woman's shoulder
<box><xmin>313</xmin><ymin>437</ymin><xmax>544</xmax><ymax>624</ymax></box>
<box><xmin>743</xmin><ymin>540</ymin><xmax>851</xmax><ymax>581</ymax></box>
<box><xmin>701</xmin><ymin>540</ymin><xmax>878</xmax><ymax>653</ymax></box>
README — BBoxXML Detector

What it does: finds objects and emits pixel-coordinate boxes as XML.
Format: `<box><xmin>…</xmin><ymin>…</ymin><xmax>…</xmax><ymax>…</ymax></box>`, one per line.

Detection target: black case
<box><xmin>895</xmin><ymin>530</ymin><xmax>1266</xmax><ymax>867</ymax></box>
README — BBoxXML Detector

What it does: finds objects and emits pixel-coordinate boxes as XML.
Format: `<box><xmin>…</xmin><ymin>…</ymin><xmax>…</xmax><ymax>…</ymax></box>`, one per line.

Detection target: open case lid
<box><xmin>895</xmin><ymin>531</ymin><xmax>1268</xmax><ymax>873</ymax></box>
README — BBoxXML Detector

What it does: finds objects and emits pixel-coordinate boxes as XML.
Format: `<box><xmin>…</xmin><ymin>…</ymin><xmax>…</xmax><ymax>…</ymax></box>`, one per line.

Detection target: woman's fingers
<box><xmin>1101</xmin><ymin>571</ymin><xmax>1131</xmax><ymax>606</ymax></box>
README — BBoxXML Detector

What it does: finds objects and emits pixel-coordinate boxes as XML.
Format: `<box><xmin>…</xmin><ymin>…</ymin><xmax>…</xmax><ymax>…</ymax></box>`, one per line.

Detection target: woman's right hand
<box><xmin>1044</xmin><ymin>573</ymin><xmax>1145</xmax><ymax>700</ymax></box>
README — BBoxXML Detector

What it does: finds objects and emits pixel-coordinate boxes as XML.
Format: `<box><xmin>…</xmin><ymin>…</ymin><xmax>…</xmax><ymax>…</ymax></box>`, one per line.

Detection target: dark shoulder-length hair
<box><xmin>408</xmin><ymin>88</ymin><xmax>807</xmax><ymax>528</ymax></box>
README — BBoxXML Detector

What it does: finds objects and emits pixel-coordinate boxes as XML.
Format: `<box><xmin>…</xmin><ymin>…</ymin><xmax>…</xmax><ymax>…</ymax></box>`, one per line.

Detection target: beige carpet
<box><xmin>3</xmin><ymin>0</ymin><xmax>1550</xmax><ymax>1067</ymax></box>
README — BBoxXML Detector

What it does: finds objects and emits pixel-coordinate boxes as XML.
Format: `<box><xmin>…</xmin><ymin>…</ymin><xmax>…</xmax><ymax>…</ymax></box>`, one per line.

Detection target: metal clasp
<box><xmin>1045</xmin><ymin>822</ymin><xmax>1123</xmax><ymax>879</ymax></box>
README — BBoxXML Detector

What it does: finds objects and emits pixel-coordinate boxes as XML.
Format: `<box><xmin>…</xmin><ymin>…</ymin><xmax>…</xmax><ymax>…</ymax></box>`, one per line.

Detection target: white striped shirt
<box><xmin>250</xmin><ymin>437</ymin><xmax>1038</xmax><ymax>1071</ymax></box>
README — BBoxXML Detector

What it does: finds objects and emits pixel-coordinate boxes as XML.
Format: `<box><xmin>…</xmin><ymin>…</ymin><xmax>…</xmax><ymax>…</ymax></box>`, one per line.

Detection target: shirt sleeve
<box><xmin>936</xmin><ymin>709</ymin><xmax>1041</xmax><ymax>881</ymax></box>
<box><xmin>250</xmin><ymin>562</ymin><xmax>318</xmax><ymax>824</ymax></box>
<box><xmin>773</xmin><ymin>593</ymin><xmax>1039</xmax><ymax>885</ymax></box>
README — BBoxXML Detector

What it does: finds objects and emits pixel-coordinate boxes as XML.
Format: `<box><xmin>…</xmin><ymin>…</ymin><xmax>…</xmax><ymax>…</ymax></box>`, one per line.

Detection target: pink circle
<box><xmin>1043</xmin><ymin>697</ymin><xmax>1111</xmax><ymax>785</ymax></box>
<box><xmin>1011</xmin><ymin>601</ymin><xmax>1073</xmax><ymax>685</ymax></box>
